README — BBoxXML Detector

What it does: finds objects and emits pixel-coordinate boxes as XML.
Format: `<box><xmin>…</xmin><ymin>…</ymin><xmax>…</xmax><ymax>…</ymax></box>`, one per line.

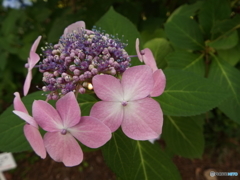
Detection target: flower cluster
<box><xmin>2</xmin><ymin>0</ymin><xmax>32</xmax><ymax>9</ymax></box>
<box><xmin>13</xmin><ymin>21</ymin><xmax>166</xmax><ymax>166</ymax></box>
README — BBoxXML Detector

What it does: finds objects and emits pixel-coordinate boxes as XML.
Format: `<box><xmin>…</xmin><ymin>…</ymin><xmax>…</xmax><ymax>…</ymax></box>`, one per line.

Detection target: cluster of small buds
<box><xmin>38</xmin><ymin>27</ymin><xmax>131</xmax><ymax>100</ymax></box>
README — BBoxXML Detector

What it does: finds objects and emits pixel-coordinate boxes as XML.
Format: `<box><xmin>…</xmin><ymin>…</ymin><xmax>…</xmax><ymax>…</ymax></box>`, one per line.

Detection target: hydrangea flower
<box><xmin>12</xmin><ymin>92</ymin><xmax>46</xmax><ymax>159</ymax></box>
<box><xmin>37</xmin><ymin>21</ymin><xmax>131</xmax><ymax>100</ymax></box>
<box><xmin>32</xmin><ymin>92</ymin><xmax>111</xmax><ymax>167</ymax></box>
<box><xmin>90</xmin><ymin>65</ymin><xmax>163</xmax><ymax>140</ymax></box>
<box><xmin>23</xmin><ymin>36</ymin><xmax>42</xmax><ymax>96</ymax></box>
<box><xmin>135</xmin><ymin>38</ymin><xmax>166</xmax><ymax>97</ymax></box>
<box><xmin>2</xmin><ymin>0</ymin><xmax>32</xmax><ymax>9</ymax></box>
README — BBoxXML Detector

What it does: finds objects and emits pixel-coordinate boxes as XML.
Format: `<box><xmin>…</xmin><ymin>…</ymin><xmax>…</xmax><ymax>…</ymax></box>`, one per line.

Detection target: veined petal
<box><xmin>121</xmin><ymin>98</ymin><xmax>163</xmax><ymax>140</ymax></box>
<box><xmin>56</xmin><ymin>92</ymin><xmax>81</xmax><ymax>128</ymax></box>
<box><xmin>23</xmin><ymin>70</ymin><xmax>32</xmax><ymax>96</ymax></box>
<box><xmin>33</xmin><ymin>100</ymin><xmax>63</xmax><ymax>131</ymax></box>
<box><xmin>44</xmin><ymin>132</ymin><xmax>83</xmax><ymax>167</ymax></box>
<box><xmin>150</xmin><ymin>69</ymin><xmax>166</xmax><ymax>97</ymax></box>
<box><xmin>70</xmin><ymin>116</ymin><xmax>111</xmax><ymax>148</ymax></box>
<box><xmin>142</xmin><ymin>48</ymin><xmax>158</xmax><ymax>72</ymax></box>
<box><xmin>63</xmin><ymin>21</ymin><xmax>86</xmax><ymax>37</ymax></box>
<box><xmin>90</xmin><ymin>101</ymin><xmax>123</xmax><ymax>132</ymax></box>
<box><xmin>92</xmin><ymin>75</ymin><xmax>123</xmax><ymax>101</ymax></box>
<box><xmin>13</xmin><ymin>92</ymin><xmax>28</xmax><ymax>113</ymax></box>
<box><xmin>30</xmin><ymin>36</ymin><xmax>42</xmax><ymax>53</ymax></box>
<box><xmin>13</xmin><ymin>110</ymin><xmax>38</xmax><ymax>128</ymax></box>
<box><xmin>121</xmin><ymin>65</ymin><xmax>154</xmax><ymax>101</ymax></box>
<box><xmin>135</xmin><ymin>38</ymin><xmax>143</xmax><ymax>62</ymax></box>
<box><xmin>24</xmin><ymin>124</ymin><xmax>46</xmax><ymax>159</ymax></box>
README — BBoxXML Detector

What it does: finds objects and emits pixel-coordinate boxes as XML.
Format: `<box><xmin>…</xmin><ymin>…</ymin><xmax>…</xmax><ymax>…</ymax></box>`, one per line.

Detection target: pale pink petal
<box><xmin>121</xmin><ymin>65</ymin><xmax>154</xmax><ymax>101</ymax></box>
<box><xmin>136</xmin><ymin>38</ymin><xmax>143</xmax><ymax>62</ymax></box>
<box><xmin>150</xmin><ymin>69</ymin><xmax>166</xmax><ymax>97</ymax></box>
<box><xmin>24</xmin><ymin>124</ymin><xmax>46</xmax><ymax>159</ymax></box>
<box><xmin>29</xmin><ymin>52</ymin><xmax>40</xmax><ymax>69</ymax></box>
<box><xmin>33</xmin><ymin>100</ymin><xmax>63</xmax><ymax>131</ymax></box>
<box><xmin>56</xmin><ymin>92</ymin><xmax>81</xmax><ymax>128</ymax></box>
<box><xmin>13</xmin><ymin>110</ymin><xmax>38</xmax><ymax>128</ymax></box>
<box><xmin>13</xmin><ymin>92</ymin><xmax>28</xmax><ymax>113</ymax></box>
<box><xmin>121</xmin><ymin>98</ymin><xmax>163</xmax><ymax>140</ymax></box>
<box><xmin>30</xmin><ymin>36</ymin><xmax>42</xmax><ymax>52</ymax></box>
<box><xmin>69</xmin><ymin>116</ymin><xmax>111</xmax><ymax>148</ymax></box>
<box><xmin>142</xmin><ymin>48</ymin><xmax>158</xmax><ymax>72</ymax></box>
<box><xmin>90</xmin><ymin>101</ymin><xmax>123</xmax><ymax>132</ymax></box>
<box><xmin>44</xmin><ymin>132</ymin><xmax>83</xmax><ymax>167</ymax></box>
<box><xmin>92</xmin><ymin>75</ymin><xmax>123</xmax><ymax>101</ymax></box>
<box><xmin>23</xmin><ymin>70</ymin><xmax>32</xmax><ymax>96</ymax></box>
<box><xmin>63</xmin><ymin>21</ymin><xmax>86</xmax><ymax>37</ymax></box>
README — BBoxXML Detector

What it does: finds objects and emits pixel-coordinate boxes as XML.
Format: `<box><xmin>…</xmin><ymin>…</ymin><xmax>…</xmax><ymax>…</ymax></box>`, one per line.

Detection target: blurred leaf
<box><xmin>102</xmin><ymin>129</ymin><xmax>181</xmax><ymax>180</ymax></box>
<box><xmin>0</xmin><ymin>92</ymin><xmax>46</xmax><ymax>152</ymax></box>
<box><xmin>208</xmin><ymin>30</ymin><xmax>238</xmax><ymax>50</ymax></box>
<box><xmin>217</xmin><ymin>43</ymin><xmax>240</xmax><ymax>66</ymax></box>
<box><xmin>166</xmin><ymin>51</ymin><xmax>205</xmax><ymax>76</ymax></box>
<box><xmin>155</xmin><ymin>70</ymin><xmax>229</xmax><ymax>116</ymax></box>
<box><xmin>144</xmin><ymin>38</ymin><xmax>173</xmax><ymax>69</ymax></box>
<box><xmin>140</xmin><ymin>28</ymin><xmax>166</xmax><ymax>43</ymax></box>
<box><xmin>77</xmin><ymin>93</ymin><xmax>99</xmax><ymax>116</ymax></box>
<box><xmin>0</xmin><ymin>51</ymin><xmax>8</xmax><ymax>71</ymax></box>
<box><xmin>165</xmin><ymin>16</ymin><xmax>204</xmax><ymax>50</ymax></box>
<box><xmin>208</xmin><ymin>54</ymin><xmax>240</xmax><ymax>123</ymax></box>
<box><xmin>198</xmin><ymin>0</ymin><xmax>231</xmax><ymax>36</ymax></box>
<box><xmin>162</xmin><ymin>115</ymin><xmax>204</xmax><ymax>158</ymax></box>
<box><xmin>168</xmin><ymin>1</ymin><xmax>203</xmax><ymax>21</ymax></box>
<box><xmin>96</xmin><ymin>7</ymin><xmax>141</xmax><ymax>66</ymax></box>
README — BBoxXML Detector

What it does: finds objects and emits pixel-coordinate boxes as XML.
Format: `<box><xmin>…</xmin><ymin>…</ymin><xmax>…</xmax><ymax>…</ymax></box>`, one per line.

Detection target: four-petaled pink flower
<box><xmin>136</xmin><ymin>38</ymin><xmax>166</xmax><ymax>97</ymax></box>
<box><xmin>23</xmin><ymin>36</ymin><xmax>42</xmax><ymax>96</ymax></box>
<box><xmin>33</xmin><ymin>92</ymin><xmax>111</xmax><ymax>167</ymax></box>
<box><xmin>13</xmin><ymin>92</ymin><xmax>46</xmax><ymax>159</ymax></box>
<box><xmin>90</xmin><ymin>65</ymin><xmax>163</xmax><ymax>140</ymax></box>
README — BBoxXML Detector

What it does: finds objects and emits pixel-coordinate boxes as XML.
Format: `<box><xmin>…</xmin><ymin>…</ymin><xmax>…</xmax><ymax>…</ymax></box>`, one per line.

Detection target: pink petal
<box><xmin>63</xmin><ymin>21</ymin><xmax>86</xmax><ymax>37</ymax></box>
<box><xmin>30</xmin><ymin>36</ymin><xmax>42</xmax><ymax>53</ymax></box>
<box><xmin>90</xmin><ymin>101</ymin><xmax>123</xmax><ymax>132</ymax></box>
<box><xmin>121</xmin><ymin>98</ymin><xmax>163</xmax><ymax>140</ymax></box>
<box><xmin>29</xmin><ymin>52</ymin><xmax>40</xmax><ymax>69</ymax></box>
<box><xmin>13</xmin><ymin>110</ymin><xmax>38</xmax><ymax>128</ymax></box>
<box><xmin>13</xmin><ymin>92</ymin><xmax>28</xmax><ymax>113</ymax></box>
<box><xmin>56</xmin><ymin>92</ymin><xmax>81</xmax><ymax>128</ymax></box>
<box><xmin>121</xmin><ymin>65</ymin><xmax>154</xmax><ymax>101</ymax></box>
<box><xmin>92</xmin><ymin>75</ymin><xmax>123</xmax><ymax>101</ymax></box>
<box><xmin>142</xmin><ymin>48</ymin><xmax>158</xmax><ymax>72</ymax></box>
<box><xmin>32</xmin><ymin>100</ymin><xmax>63</xmax><ymax>131</ymax></box>
<box><xmin>44</xmin><ymin>132</ymin><xmax>83</xmax><ymax>167</ymax></box>
<box><xmin>150</xmin><ymin>69</ymin><xmax>166</xmax><ymax>97</ymax></box>
<box><xmin>23</xmin><ymin>70</ymin><xmax>32</xmax><ymax>96</ymax></box>
<box><xmin>24</xmin><ymin>124</ymin><xmax>46</xmax><ymax>159</ymax></box>
<box><xmin>70</xmin><ymin>116</ymin><xmax>111</xmax><ymax>148</ymax></box>
<box><xmin>136</xmin><ymin>38</ymin><xmax>143</xmax><ymax>62</ymax></box>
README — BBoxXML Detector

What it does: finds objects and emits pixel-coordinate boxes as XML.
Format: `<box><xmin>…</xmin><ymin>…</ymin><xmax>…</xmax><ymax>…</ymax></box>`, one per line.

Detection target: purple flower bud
<box><xmin>73</xmin><ymin>69</ymin><xmax>80</xmax><ymax>76</ymax></box>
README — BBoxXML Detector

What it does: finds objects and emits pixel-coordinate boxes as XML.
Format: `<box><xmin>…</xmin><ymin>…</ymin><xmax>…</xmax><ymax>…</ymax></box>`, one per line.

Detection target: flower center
<box><xmin>61</xmin><ymin>129</ymin><xmax>67</xmax><ymax>135</ymax></box>
<box><xmin>122</xmin><ymin>101</ymin><xmax>128</xmax><ymax>106</ymax></box>
<box><xmin>38</xmin><ymin>27</ymin><xmax>131</xmax><ymax>100</ymax></box>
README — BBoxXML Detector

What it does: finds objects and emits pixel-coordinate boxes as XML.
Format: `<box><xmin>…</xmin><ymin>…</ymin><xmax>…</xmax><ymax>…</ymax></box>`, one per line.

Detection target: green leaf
<box><xmin>217</xmin><ymin>43</ymin><xmax>240</xmax><ymax>66</ymax></box>
<box><xmin>198</xmin><ymin>0</ymin><xmax>231</xmax><ymax>36</ymax></box>
<box><xmin>165</xmin><ymin>16</ymin><xmax>205</xmax><ymax>50</ymax></box>
<box><xmin>208</xmin><ymin>54</ymin><xmax>240</xmax><ymax>123</ymax></box>
<box><xmin>168</xmin><ymin>1</ymin><xmax>203</xmax><ymax>21</ymax></box>
<box><xmin>166</xmin><ymin>51</ymin><xmax>205</xmax><ymax>76</ymax></box>
<box><xmin>162</xmin><ymin>116</ymin><xmax>204</xmax><ymax>158</ymax></box>
<box><xmin>102</xmin><ymin>129</ymin><xmax>181</xmax><ymax>180</ymax></box>
<box><xmin>155</xmin><ymin>70</ymin><xmax>229</xmax><ymax>116</ymax></box>
<box><xmin>77</xmin><ymin>93</ymin><xmax>99</xmax><ymax>116</ymax></box>
<box><xmin>140</xmin><ymin>28</ymin><xmax>166</xmax><ymax>44</ymax></box>
<box><xmin>208</xmin><ymin>30</ymin><xmax>238</xmax><ymax>50</ymax></box>
<box><xmin>0</xmin><ymin>51</ymin><xmax>8</xmax><ymax>71</ymax></box>
<box><xmin>0</xmin><ymin>92</ymin><xmax>46</xmax><ymax>152</ymax></box>
<box><xmin>95</xmin><ymin>7</ymin><xmax>141</xmax><ymax>66</ymax></box>
<box><xmin>143</xmin><ymin>38</ymin><xmax>173</xmax><ymax>69</ymax></box>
